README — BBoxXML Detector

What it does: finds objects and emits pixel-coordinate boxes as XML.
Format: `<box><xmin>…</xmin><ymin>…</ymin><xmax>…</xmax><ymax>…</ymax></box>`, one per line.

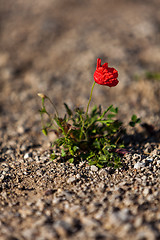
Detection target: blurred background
<box><xmin>0</xmin><ymin>0</ymin><xmax>160</xmax><ymax>141</ymax></box>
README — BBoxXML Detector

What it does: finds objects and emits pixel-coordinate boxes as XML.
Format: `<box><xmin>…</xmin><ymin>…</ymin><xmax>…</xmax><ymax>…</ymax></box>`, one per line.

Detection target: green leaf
<box><xmin>55</xmin><ymin>137</ymin><xmax>66</xmax><ymax>146</ymax></box>
<box><xmin>61</xmin><ymin>148</ymin><xmax>66</xmax><ymax>157</ymax></box>
<box><xmin>91</xmin><ymin>105</ymin><xmax>98</xmax><ymax>114</ymax></box>
<box><xmin>42</xmin><ymin>128</ymin><xmax>48</xmax><ymax>136</ymax></box>
<box><xmin>110</xmin><ymin>106</ymin><xmax>118</xmax><ymax>114</ymax></box>
<box><xmin>86</xmin><ymin>152</ymin><xmax>95</xmax><ymax>160</ymax></box>
<box><xmin>107</xmin><ymin>113</ymin><xmax>116</xmax><ymax>119</ymax></box>
<box><xmin>50</xmin><ymin>153</ymin><xmax>56</xmax><ymax>160</ymax></box>
<box><xmin>93</xmin><ymin>140</ymin><xmax>101</xmax><ymax>149</ymax></box>
<box><xmin>54</xmin><ymin>117</ymin><xmax>67</xmax><ymax>136</ymax></box>
<box><xmin>73</xmin><ymin>146</ymin><xmax>79</xmax><ymax>152</ymax></box>
<box><xmin>129</xmin><ymin>121</ymin><xmax>135</xmax><ymax>127</ymax></box>
<box><xmin>129</xmin><ymin>115</ymin><xmax>141</xmax><ymax>127</ymax></box>
<box><xmin>64</xmin><ymin>103</ymin><xmax>72</xmax><ymax>116</ymax></box>
<box><xmin>136</xmin><ymin>118</ymin><xmax>141</xmax><ymax>124</ymax></box>
<box><xmin>96</xmin><ymin>163</ymin><xmax>103</xmax><ymax>168</ymax></box>
<box><xmin>69</xmin><ymin>146</ymin><xmax>74</xmax><ymax>156</ymax></box>
<box><xmin>99</xmin><ymin>154</ymin><xmax>107</xmax><ymax>161</ymax></box>
<box><xmin>98</xmin><ymin>119</ymin><xmax>114</xmax><ymax>124</ymax></box>
<box><xmin>69</xmin><ymin>158</ymin><xmax>74</xmax><ymax>163</ymax></box>
<box><xmin>131</xmin><ymin>114</ymin><xmax>137</xmax><ymax>122</ymax></box>
<box><xmin>99</xmin><ymin>105</ymin><xmax>113</xmax><ymax>120</ymax></box>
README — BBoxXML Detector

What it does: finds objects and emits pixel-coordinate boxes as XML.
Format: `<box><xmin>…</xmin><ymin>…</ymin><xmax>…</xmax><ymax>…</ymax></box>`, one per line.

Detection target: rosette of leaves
<box><xmin>40</xmin><ymin>100</ymin><xmax>125</xmax><ymax>168</ymax></box>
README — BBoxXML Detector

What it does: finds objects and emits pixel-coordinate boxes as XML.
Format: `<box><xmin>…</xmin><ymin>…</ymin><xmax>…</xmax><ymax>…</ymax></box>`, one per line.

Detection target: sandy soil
<box><xmin>0</xmin><ymin>0</ymin><xmax>160</xmax><ymax>239</ymax></box>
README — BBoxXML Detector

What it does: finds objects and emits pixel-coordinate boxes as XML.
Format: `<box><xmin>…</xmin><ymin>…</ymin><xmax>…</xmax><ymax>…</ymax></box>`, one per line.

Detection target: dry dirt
<box><xmin>0</xmin><ymin>1</ymin><xmax>160</xmax><ymax>240</ymax></box>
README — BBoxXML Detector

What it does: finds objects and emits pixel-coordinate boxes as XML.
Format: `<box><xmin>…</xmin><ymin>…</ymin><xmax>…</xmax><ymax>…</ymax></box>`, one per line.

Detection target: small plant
<box><xmin>38</xmin><ymin>58</ymin><xmax>140</xmax><ymax>168</ymax></box>
<box><xmin>129</xmin><ymin>114</ymin><xmax>141</xmax><ymax>127</ymax></box>
<box><xmin>145</xmin><ymin>71</ymin><xmax>160</xmax><ymax>81</ymax></box>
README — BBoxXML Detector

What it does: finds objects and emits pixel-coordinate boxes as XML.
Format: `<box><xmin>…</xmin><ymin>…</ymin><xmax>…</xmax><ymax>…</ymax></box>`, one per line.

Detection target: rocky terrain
<box><xmin>0</xmin><ymin>0</ymin><xmax>160</xmax><ymax>239</ymax></box>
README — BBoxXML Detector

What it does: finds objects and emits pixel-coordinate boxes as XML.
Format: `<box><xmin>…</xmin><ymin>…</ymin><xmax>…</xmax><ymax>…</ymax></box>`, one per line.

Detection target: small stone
<box><xmin>91</xmin><ymin>165</ymin><xmax>98</xmax><ymax>172</ymax></box>
<box><xmin>134</xmin><ymin>217</ymin><xmax>143</xmax><ymax>228</ymax></box>
<box><xmin>134</xmin><ymin>162</ymin><xmax>145</xmax><ymax>169</ymax></box>
<box><xmin>121</xmin><ymin>223</ymin><xmax>134</xmax><ymax>233</ymax></box>
<box><xmin>21</xmin><ymin>145</ymin><xmax>28</xmax><ymax>152</ymax></box>
<box><xmin>52</xmin><ymin>197</ymin><xmax>60</xmax><ymax>204</ymax></box>
<box><xmin>67</xmin><ymin>176</ymin><xmax>76</xmax><ymax>183</ymax></box>
<box><xmin>76</xmin><ymin>174</ymin><xmax>80</xmax><ymax>179</ymax></box>
<box><xmin>3</xmin><ymin>167</ymin><xmax>9</xmax><ymax>172</ymax></box>
<box><xmin>36</xmin><ymin>199</ymin><xmax>45</xmax><ymax>211</ymax></box>
<box><xmin>79</xmin><ymin>161</ymin><xmax>86</xmax><ymax>167</ymax></box>
<box><xmin>132</xmin><ymin>154</ymin><xmax>141</xmax><ymax>161</ymax></box>
<box><xmin>17</xmin><ymin>126</ymin><xmax>25</xmax><ymax>134</ymax></box>
<box><xmin>24</xmin><ymin>152</ymin><xmax>32</xmax><ymax>159</ymax></box>
<box><xmin>143</xmin><ymin>188</ymin><xmax>150</xmax><ymax>196</ymax></box>
<box><xmin>0</xmin><ymin>175</ymin><xmax>5</xmax><ymax>180</ymax></box>
<box><xmin>156</xmin><ymin>160</ymin><xmax>160</xmax><ymax>166</ymax></box>
<box><xmin>22</xmin><ymin>228</ymin><xmax>35</xmax><ymax>239</ymax></box>
<box><xmin>36</xmin><ymin>170</ymin><xmax>42</xmax><ymax>176</ymax></box>
<box><xmin>99</xmin><ymin>169</ymin><xmax>107</xmax><ymax>175</ymax></box>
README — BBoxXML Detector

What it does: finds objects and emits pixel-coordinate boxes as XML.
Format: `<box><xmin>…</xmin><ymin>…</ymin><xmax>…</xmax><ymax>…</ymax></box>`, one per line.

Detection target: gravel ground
<box><xmin>0</xmin><ymin>0</ymin><xmax>160</xmax><ymax>239</ymax></box>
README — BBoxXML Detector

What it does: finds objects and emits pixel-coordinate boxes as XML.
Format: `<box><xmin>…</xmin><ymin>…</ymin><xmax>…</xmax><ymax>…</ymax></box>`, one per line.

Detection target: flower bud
<box><xmin>37</xmin><ymin>93</ymin><xmax>46</xmax><ymax>99</ymax></box>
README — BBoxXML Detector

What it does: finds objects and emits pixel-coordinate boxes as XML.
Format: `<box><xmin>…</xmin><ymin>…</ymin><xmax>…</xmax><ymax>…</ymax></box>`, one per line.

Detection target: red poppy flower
<box><xmin>94</xmin><ymin>58</ymin><xmax>119</xmax><ymax>87</ymax></box>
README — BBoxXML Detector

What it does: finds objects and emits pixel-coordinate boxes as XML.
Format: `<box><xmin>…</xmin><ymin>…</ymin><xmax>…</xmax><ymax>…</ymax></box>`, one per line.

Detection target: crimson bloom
<box><xmin>94</xmin><ymin>58</ymin><xmax>119</xmax><ymax>87</ymax></box>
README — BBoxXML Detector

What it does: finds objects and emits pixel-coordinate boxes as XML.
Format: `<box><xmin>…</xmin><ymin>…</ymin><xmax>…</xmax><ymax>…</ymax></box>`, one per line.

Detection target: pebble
<box><xmin>76</xmin><ymin>174</ymin><xmax>81</xmax><ymax>179</ymax></box>
<box><xmin>157</xmin><ymin>160</ymin><xmax>160</xmax><ymax>166</ymax></box>
<box><xmin>24</xmin><ymin>152</ymin><xmax>32</xmax><ymax>159</ymax></box>
<box><xmin>143</xmin><ymin>187</ymin><xmax>150</xmax><ymax>196</ymax></box>
<box><xmin>67</xmin><ymin>176</ymin><xmax>76</xmax><ymax>183</ymax></box>
<box><xmin>17</xmin><ymin>125</ymin><xmax>25</xmax><ymax>134</ymax></box>
<box><xmin>134</xmin><ymin>162</ymin><xmax>145</xmax><ymax>169</ymax></box>
<box><xmin>134</xmin><ymin>217</ymin><xmax>143</xmax><ymax>228</ymax></box>
<box><xmin>90</xmin><ymin>165</ymin><xmax>98</xmax><ymax>172</ymax></box>
<box><xmin>98</xmin><ymin>169</ymin><xmax>107</xmax><ymax>176</ymax></box>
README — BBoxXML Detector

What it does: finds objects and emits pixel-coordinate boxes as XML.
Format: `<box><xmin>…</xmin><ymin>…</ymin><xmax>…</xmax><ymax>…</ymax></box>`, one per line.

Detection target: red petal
<box><xmin>102</xmin><ymin>63</ymin><xmax>108</xmax><ymax>69</ymax></box>
<box><xmin>97</xmin><ymin>58</ymin><xmax>101</xmax><ymax>68</ymax></box>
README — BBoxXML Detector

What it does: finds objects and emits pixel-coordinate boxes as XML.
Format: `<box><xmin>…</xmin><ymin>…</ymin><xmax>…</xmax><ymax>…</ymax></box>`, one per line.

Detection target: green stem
<box><xmin>79</xmin><ymin>81</ymin><xmax>96</xmax><ymax>141</ymax></box>
<box><xmin>46</xmin><ymin>96</ymin><xmax>59</xmax><ymax>117</ymax></box>
<box><xmin>86</xmin><ymin>81</ymin><xmax>96</xmax><ymax>116</ymax></box>
<box><xmin>41</xmin><ymin>97</ymin><xmax>58</xmax><ymax>130</ymax></box>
